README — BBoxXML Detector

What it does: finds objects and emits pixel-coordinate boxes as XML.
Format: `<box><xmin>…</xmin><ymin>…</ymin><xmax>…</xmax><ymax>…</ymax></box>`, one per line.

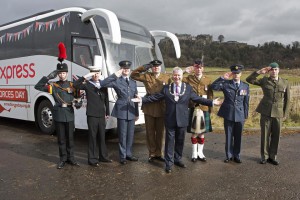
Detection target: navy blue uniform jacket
<box><xmin>142</xmin><ymin>83</ymin><xmax>213</xmax><ymax>128</ymax></box>
<box><xmin>73</xmin><ymin>77</ymin><xmax>109</xmax><ymax>117</ymax></box>
<box><xmin>211</xmin><ymin>77</ymin><xmax>249</xmax><ymax>122</ymax></box>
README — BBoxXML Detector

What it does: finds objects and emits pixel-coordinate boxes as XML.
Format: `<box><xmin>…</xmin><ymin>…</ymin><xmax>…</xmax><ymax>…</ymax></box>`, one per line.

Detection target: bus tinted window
<box><xmin>72</xmin><ymin>37</ymin><xmax>100</xmax><ymax>67</ymax></box>
<box><xmin>0</xmin><ymin>23</ymin><xmax>34</xmax><ymax>60</ymax></box>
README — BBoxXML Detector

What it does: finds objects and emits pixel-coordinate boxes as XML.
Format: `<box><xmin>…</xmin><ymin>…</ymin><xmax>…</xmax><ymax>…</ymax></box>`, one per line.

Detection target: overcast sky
<box><xmin>1</xmin><ymin>0</ymin><xmax>299</xmax><ymax>46</ymax></box>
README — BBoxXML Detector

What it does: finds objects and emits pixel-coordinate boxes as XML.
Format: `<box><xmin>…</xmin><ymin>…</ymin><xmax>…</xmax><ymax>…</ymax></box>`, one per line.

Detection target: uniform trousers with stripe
<box><xmin>55</xmin><ymin>121</ymin><xmax>75</xmax><ymax>162</ymax></box>
<box><xmin>87</xmin><ymin>116</ymin><xmax>108</xmax><ymax>164</ymax></box>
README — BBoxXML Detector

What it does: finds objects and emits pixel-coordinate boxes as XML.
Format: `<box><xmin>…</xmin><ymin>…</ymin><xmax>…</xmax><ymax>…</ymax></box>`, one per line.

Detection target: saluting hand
<box><xmin>84</xmin><ymin>72</ymin><xmax>96</xmax><ymax>79</ymax></box>
<box><xmin>47</xmin><ymin>70</ymin><xmax>57</xmax><ymax>80</ymax></box>
<box><xmin>257</xmin><ymin>67</ymin><xmax>271</xmax><ymax>74</ymax></box>
<box><xmin>143</xmin><ymin>64</ymin><xmax>153</xmax><ymax>70</ymax></box>
<box><xmin>185</xmin><ymin>66</ymin><xmax>194</xmax><ymax>74</ymax></box>
<box><xmin>115</xmin><ymin>69</ymin><xmax>123</xmax><ymax>77</ymax></box>
<box><xmin>222</xmin><ymin>72</ymin><xmax>232</xmax><ymax>80</ymax></box>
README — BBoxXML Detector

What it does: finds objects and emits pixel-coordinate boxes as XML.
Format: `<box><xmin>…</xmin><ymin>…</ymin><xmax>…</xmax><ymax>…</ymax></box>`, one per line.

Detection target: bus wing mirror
<box><xmin>150</xmin><ymin>30</ymin><xmax>181</xmax><ymax>59</ymax></box>
<box><xmin>81</xmin><ymin>8</ymin><xmax>121</xmax><ymax>44</ymax></box>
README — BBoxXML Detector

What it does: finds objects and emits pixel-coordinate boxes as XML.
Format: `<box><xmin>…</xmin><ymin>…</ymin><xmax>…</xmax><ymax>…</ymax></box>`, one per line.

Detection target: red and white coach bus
<box><xmin>0</xmin><ymin>7</ymin><xmax>181</xmax><ymax>134</ymax></box>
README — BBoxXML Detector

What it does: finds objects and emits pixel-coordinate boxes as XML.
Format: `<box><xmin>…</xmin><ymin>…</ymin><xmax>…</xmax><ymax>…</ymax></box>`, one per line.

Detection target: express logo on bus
<box><xmin>0</xmin><ymin>63</ymin><xmax>35</xmax><ymax>84</ymax></box>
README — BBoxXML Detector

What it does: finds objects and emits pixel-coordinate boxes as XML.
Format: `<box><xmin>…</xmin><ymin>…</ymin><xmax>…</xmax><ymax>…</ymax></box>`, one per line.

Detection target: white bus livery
<box><xmin>0</xmin><ymin>7</ymin><xmax>181</xmax><ymax>134</ymax></box>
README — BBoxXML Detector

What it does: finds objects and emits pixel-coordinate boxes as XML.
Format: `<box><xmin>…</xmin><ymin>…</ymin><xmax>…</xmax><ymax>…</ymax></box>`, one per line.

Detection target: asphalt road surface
<box><xmin>0</xmin><ymin>118</ymin><xmax>299</xmax><ymax>200</ymax></box>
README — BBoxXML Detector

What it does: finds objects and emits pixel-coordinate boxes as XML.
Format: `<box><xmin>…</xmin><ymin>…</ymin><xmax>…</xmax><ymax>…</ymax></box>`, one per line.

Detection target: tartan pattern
<box><xmin>203</xmin><ymin>111</ymin><xmax>212</xmax><ymax>133</ymax></box>
<box><xmin>187</xmin><ymin>108</ymin><xmax>212</xmax><ymax>134</ymax></box>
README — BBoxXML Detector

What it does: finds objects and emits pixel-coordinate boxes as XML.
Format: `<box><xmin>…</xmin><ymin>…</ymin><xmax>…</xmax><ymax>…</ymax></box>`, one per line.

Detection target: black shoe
<box><xmin>267</xmin><ymin>158</ymin><xmax>279</xmax><ymax>165</ymax></box>
<box><xmin>148</xmin><ymin>156</ymin><xmax>155</xmax><ymax>163</ymax></box>
<box><xmin>57</xmin><ymin>161</ymin><xmax>65</xmax><ymax>169</ymax></box>
<box><xmin>260</xmin><ymin>159</ymin><xmax>267</xmax><ymax>164</ymax></box>
<box><xmin>89</xmin><ymin>163</ymin><xmax>100</xmax><ymax>167</ymax></box>
<box><xmin>174</xmin><ymin>161</ymin><xmax>187</xmax><ymax>168</ymax></box>
<box><xmin>126</xmin><ymin>156</ymin><xmax>138</xmax><ymax>161</ymax></box>
<box><xmin>165</xmin><ymin>168</ymin><xmax>172</xmax><ymax>173</ymax></box>
<box><xmin>67</xmin><ymin>160</ymin><xmax>80</xmax><ymax>166</ymax></box>
<box><xmin>191</xmin><ymin>158</ymin><xmax>197</xmax><ymax>162</ymax></box>
<box><xmin>155</xmin><ymin>156</ymin><xmax>165</xmax><ymax>162</ymax></box>
<box><xmin>234</xmin><ymin>157</ymin><xmax>242</xmax><ymax>163</ymax></box>
<box><xmin>100</xmin><ymin>158</ymin><xmax>113</xmax><ymax>163</ymax></box>
<box><xmin>120</xmin><ymin>160</ymin><xmax>127</xmax><ymax>165</ymax></box>
<box><xmin>224</xmin><ymin>158</ymin><xmax>232</xmax><ymax>163</ymax></box>
<box><xmin>198</xmin><ymin>157</ymin><xmax>207</xmax><ymax>162</ymax></box>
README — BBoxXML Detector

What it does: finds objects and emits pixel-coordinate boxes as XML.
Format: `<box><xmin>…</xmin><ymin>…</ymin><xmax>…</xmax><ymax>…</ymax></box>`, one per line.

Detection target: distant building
<box><xmin>224</xmin><ymin>41</ymin><xmax>248</xmax><ymax>47</ymax></box>
<box><xmin>226</xmin><ymin>41</ymin><xmax>238</xmax><ymax>44</ymax></box>
<box><xmin>196</xmin><ymin>34</ymin><xmax>212</xmax><ymax>42</ymax></box>
<box><xmin>176</xmin><ymin>34</ymin><xmax>195</xmax><ymax>40</ymax></box>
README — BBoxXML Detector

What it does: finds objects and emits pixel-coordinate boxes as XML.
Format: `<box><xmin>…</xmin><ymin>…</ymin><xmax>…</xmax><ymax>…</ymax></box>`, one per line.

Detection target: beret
<box><xmin>194</xmin><ymin>59</ymin><xmax>203</xmax><ymax>65</ymax></box>
<box><xmin>269</xmin><ymin>62</ymin><xmax>279</xmax><ymax>68</ymax></box>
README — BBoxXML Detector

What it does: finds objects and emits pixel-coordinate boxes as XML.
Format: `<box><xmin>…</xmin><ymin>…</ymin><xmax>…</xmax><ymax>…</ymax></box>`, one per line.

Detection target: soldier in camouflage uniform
<box><xmin>131</xmin><ymin>60</ymin><xmax>171</xmax><ymax>162</ymax></box>
<box><xmin>246</xmin><ymin>62</ymin><xmax>290</xmax><ymax>165</ymax></box>
<box><xmin>183</xmin><ymin>59</ymin><xmax>213</xmax><ymax>162</ymax></box>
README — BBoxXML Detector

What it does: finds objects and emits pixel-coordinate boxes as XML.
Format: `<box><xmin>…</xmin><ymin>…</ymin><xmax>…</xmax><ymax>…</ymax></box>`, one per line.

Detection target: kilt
<box><xmin>187</xmin><ymin>107</ymin><xmax>212</xmax><ymax>134</ymax></box>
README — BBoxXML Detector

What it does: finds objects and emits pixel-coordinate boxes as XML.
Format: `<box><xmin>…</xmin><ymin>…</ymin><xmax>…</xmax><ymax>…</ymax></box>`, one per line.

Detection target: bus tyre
<box><xmin>36</xmin><ymin>100</ymin><xmax>55</xmax><ymax>134</ymax></box>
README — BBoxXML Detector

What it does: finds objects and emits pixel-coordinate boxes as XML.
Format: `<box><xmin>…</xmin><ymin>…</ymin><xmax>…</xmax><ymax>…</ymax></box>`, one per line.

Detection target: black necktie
<box><xmin>235</xmin><ymin>83</ymin><xmax>239</xmax><ymax>89</ymax></box>
<box><xmin>126</xmin><ymin>77</ymin><xmax>129</xmax><ymax>85</ymax></box>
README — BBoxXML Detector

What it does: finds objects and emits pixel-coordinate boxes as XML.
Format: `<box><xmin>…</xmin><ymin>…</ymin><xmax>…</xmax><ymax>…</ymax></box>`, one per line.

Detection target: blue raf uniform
<box><xmin>211</xmin><ymin>64</ymin><xmax>249</xmax><ymax>163</ymax></box>
<box><xmin>101</xmin><ymin>61</ymin><xmax>139</xmax><ymax>164</ymax></box>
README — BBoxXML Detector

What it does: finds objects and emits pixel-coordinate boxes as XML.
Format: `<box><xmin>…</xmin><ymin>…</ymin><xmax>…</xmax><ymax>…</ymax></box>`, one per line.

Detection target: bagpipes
<box><xmin>72</xmin><ymin>75</ymin><xmax>84</xmax><ymax>109</ymax></box>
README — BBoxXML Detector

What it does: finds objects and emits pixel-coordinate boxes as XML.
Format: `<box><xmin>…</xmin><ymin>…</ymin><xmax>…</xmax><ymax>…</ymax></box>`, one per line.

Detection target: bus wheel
<box><xmin>37</xmin><ymin>100</ymin><xmax>55</xmax><ymax>134</ymax></box>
